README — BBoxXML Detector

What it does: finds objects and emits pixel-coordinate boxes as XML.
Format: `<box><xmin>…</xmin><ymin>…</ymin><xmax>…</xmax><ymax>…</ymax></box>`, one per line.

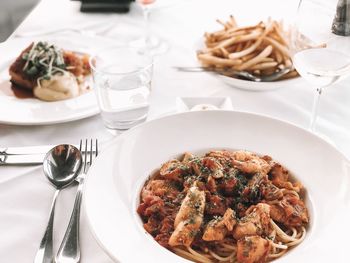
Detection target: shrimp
<box><xmin>269</xmin><ymin>194</ymin><xmax>309</xmax><ymax>227</ymax></box>
<box><xmin>269</xmin><ymin>162</ymin><xmax>302</xmax><ymax>192</ymax></box>
<box><xmin>182</xmin><ymin>152</ymin><xmax>195</xmax><ymax>164</ymax></box>
<box><xmin>160</xmin><ymin>159</ymin><xmax>187</xmax><ymax>182</ymax></box>
<box><xmin>190</xmin><ymin>157</ymin><xmax>224</xmax><ymax>179</ymax></box>
<box><xmin>231</xmin><ymin>150</ymin><xmax>271</xmax><ymax>174</ymax></box>
<box><xmin>206</xmin><ymin>150</ymin><xmax>234</xmax><ymax>167</ymax></box>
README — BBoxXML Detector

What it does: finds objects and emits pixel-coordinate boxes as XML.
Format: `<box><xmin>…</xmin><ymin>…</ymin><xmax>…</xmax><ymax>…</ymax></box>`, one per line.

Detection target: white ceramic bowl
<box><xmin>84</xmin><ymin>111</ymin><xmax>350</xmax><ymax>262</ymax></box>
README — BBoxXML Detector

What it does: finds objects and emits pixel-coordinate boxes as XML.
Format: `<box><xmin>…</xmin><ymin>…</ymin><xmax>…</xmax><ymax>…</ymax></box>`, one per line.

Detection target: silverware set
<box><xmin>0</xmin><ymin>144</ymin><xmax>98</xmax><ymax>166</ymax></box>
<box><xmin>56</xmin><ymin>139</ymin><xmax>98</xmax><ymax>263</ymax></box>
<box><xmin>23</xmin><ymin>139</ymin><xmax>99</xmax><ymax>263</ymax></box>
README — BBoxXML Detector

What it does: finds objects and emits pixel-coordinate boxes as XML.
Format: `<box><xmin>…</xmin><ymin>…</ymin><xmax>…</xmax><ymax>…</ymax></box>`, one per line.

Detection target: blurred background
<box><xmin>0</xmin><ymin>0</ymin><xmax>39</xmax><ymax>42</ymax></box>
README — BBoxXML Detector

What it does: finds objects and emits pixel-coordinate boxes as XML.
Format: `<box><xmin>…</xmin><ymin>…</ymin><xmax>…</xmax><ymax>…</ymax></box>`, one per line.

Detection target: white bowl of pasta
<box><xmin>84</xmin><ymin>110</ymin><xmax>350</xmax><ymax>263</ymax></box>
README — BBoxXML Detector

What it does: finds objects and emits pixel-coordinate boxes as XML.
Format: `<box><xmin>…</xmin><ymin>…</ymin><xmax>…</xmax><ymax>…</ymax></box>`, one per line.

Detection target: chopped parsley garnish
<box><xmin>22</xmin><ymin>41</ymin><xmax>68</xmax><ymax>80</ymax></box>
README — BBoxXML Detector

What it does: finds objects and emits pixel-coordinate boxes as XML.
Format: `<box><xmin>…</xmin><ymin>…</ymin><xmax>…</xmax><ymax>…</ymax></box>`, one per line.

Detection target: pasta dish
<box><xmin>137</xmin><ymin>150</ymin><xmax>309</xmax><ymax>263</ymax></box>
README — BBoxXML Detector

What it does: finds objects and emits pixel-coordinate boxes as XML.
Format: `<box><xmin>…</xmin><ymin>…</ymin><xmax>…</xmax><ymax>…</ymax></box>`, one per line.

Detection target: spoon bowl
<box><xmin>43</xmin><ymin>144</ymin><xmax>83</xmax><ymax>189</ymax></box>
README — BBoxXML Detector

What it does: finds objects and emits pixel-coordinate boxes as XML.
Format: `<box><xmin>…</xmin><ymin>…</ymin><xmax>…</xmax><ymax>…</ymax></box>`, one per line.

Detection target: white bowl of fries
<box><xmin>196</xmin><ymin>16</ymin><xmax>302</xmax><ymax>91</ymax></box>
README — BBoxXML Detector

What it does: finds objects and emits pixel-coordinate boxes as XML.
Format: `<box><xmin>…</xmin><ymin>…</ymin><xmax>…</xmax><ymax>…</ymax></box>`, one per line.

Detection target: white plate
<box><xmin>0</xmin><ymin>35</ymin><xmax>117</xmax><ymax>125</ymax></box>
<box><xmin>84</xmin><ymin>111</ymin><xmax>350</xmax><ymax>263</ymax></box>
<box><xmin>195</xmin><ymin>37</ymin><xmax>303</xmax><ymax>92</ymax></box>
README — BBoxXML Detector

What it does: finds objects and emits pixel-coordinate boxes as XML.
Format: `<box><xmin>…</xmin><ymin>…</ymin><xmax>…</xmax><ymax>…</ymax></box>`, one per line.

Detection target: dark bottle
<box><xmin>78</xmin><ymin>0</ymin><xmax>134</xmax><ymax>13</ymax></box>
<box><xmin>332</xmin><ymin>0</ymin><xmax>350</xmax><ymax>36</ymax></box>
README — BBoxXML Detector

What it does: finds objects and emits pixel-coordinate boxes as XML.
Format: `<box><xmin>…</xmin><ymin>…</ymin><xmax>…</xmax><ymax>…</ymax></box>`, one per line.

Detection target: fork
<box><xmin>55</xmin><ymin>139</ymin><xmax>98</xmax><ymax>263</ymax></box>
<box><xmin>175</xmin><ymin>66</ymin><xmax>292</xmax><ymax>82</ymax></box>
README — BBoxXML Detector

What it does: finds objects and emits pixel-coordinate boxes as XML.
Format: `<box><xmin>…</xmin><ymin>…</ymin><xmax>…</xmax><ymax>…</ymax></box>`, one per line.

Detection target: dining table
<box><xmin>0</xmin><ymin>0</ymin><xmax>349</xmax><ymax>262</ymax></box>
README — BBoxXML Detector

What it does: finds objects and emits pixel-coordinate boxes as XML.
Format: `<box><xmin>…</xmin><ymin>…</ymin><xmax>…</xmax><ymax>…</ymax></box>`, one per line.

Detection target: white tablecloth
<box><xmin>1</xmin><ymin>0</ymin><xmax>349</xmax><ymax>262</ymax></box>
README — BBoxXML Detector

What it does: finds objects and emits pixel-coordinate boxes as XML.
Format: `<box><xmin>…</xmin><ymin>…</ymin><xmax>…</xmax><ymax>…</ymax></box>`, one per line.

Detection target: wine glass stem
<box><xmin>142</xmin><ymin>6</ymin><xmax>151</xmax><ymax>43</ymax></box>
<box><xmin>309</xmin><ymin>86</ymin><xmax>323</xmax><ymax>132</ymax></box>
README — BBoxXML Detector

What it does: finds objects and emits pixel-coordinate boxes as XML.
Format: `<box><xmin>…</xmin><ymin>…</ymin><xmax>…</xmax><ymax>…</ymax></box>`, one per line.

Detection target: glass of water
<box><xmin>90</xmin><ymin>46</ymin><xmax>153</xmax><ymax>133</ymax></box>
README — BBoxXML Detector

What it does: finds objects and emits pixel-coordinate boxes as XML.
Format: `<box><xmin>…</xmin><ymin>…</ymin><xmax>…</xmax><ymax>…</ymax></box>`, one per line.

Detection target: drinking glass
<box><xmin>90</xmin><ymin>46</ymin><xmax>153</xmax><ymax>133</ymax></box>
<box><xmin>291</xmin><ymin>0</ymin><xmax>350</xmax><ymax>131</ymax></box>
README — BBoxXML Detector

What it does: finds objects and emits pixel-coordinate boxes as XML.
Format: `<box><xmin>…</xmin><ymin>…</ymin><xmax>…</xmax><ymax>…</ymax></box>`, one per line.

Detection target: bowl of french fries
<box><xmin>196</xmin><ymin>16</ymin><xmax>301</xmax><ymax>91</ymax></box>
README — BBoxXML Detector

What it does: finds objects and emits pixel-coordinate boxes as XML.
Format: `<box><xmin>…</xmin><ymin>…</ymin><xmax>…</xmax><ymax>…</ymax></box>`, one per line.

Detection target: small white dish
<box><xmin>176</xmin><ymin>97</ymin><xmax>233</xmax><ymax>112</ymax></box>
<box><xmin>84</xmin><ymin>110</ymin><xmax>350</xmax><ymax>263</ymax></box>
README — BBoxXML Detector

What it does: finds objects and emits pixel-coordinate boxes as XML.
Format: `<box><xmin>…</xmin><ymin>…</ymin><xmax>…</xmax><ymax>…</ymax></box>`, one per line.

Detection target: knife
<box><xmin>0</xmin><ymin>145</ymin><xmax>56</xmax><ymax>156</ymax></box>
<box><xmin>0</xmin><ymin>153</ymin><xmax>45</xmax><ymax>165</ymax></box>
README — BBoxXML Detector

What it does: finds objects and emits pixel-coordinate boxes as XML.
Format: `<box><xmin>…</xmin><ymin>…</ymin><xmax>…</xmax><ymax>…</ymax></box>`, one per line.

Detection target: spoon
<box><xmin>34</xmin><ymin>144</ymin><xmax>82</xmax><ymax>263</ymax></box>
<box><xmin>174</xmin><ymin>66</ymin><xmax>292</xmax><ymax>82</ymax></box>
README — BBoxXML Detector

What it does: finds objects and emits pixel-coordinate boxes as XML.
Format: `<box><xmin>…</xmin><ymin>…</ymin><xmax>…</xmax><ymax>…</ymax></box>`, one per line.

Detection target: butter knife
<box><xmin>0</xmin><ymin>145</ymin><xmax>56</xmax><ymax>156</ymax></box>
<box><xmin>0</xmin><ymin>153</ymin><xmax>45</xmax><ymax>165</ymax></box>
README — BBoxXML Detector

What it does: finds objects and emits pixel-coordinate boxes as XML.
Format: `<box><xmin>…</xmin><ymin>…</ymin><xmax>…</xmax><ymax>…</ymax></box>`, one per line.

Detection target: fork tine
<box><xmin>95</xmin><ymin>139</ymin><xmax>98</xmax><ymax>157</ymax></box>
<box><xmin>84</xmin><ymin>139</ymin><xmax>88</xmax><ymax>173</ymax></box>
<box><xmin>89</xmin><ymin>139</ymin><xmax>93</xmax><ymax>165</ymax></box>
<box><xmin>79</xmin><ymin>140</ymin><xmax>82</xmax><ymax>152</ymax></box>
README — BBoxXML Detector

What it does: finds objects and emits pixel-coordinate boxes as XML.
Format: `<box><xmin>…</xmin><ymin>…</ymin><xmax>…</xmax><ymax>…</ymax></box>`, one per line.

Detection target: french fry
<box><xmin>220</xmin><ymin>47</ymin><xmax>230</xmax><ymax>58</ymax></box>
<box><xmin>229</xmin><ymin>39</ymin><xmax>263</xmax><ymax>59</ymax></box>
<box><xmin>264</xmin><ymin>36</ymin><xmax>291</xmax><ymax>58</ymax></box>
<box><xmin>229</xmin><ymin>15</ymin><xmax>237</xmax><ymax>28</ymax></box>
<box><xmin>211</xmin><ymin>30</ymin><xmax>261</xmax><ymax>50</ymax></box>
<box><xmin>238</xmin><ymin>45</ymin><xmax>273</xmax><ymax>70</ymax></box>
<box><xmin>216</xmin><ymin>19</ymin><xmax>228</xmax><ymax>29</ymax></box>
<box><xmin>197</xmin><ymin>53</ymin><xmax>242</xmax><ymax>67</ymax></box>
<box><xmin>228</xmin><ymin>20</ymin><xmax>273</xmax><ymax>60</ymax></box>
<box><xmin>261</xmin><ymin>57</ymin><xmax>275</xmax><ymax>62</ymax></box>
<box><xmin>250</xmin><ymin>61</ymin><xmax>278</xmax><ymax>70</ymax></box>
<box><xmin>272</xmin><ymin>22</ymin><xmax>288</xmax><ymax>46</ymax></box>
<box><xmin>215</xmin><ymin>30</ymin><xmax>251</xmax><ymax>42</ymax></box>
<box><xmin>274</xmin><ymin>50</ymin><xmax>283</xmax><ymax>63</ymax></box>
<box><xmin>284</xmin><ymin>58</ymin><xmax>293</xmax><ymax>68</ymax></box>
<box><xmin>241</xmin><ymin>51</ymin><xmax>259</xmax><ymax>62</ymax></box>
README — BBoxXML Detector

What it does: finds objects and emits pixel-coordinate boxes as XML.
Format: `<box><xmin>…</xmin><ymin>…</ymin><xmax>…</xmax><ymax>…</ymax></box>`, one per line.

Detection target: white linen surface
<box><xmin>0</xmin><ymin>0</ymin><xmax>349</xmax><ymax>262</ymax></box>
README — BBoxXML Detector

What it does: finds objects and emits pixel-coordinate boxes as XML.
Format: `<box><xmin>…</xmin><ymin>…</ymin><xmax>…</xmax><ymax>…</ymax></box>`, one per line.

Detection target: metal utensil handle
<box><xmin>34</xmin><ymin>189</ymin><xmax>60</xmax><ymax>263</ymax></box>
<box><xmin>55</xmin><ymin>180</ymin><xmax>84</xmax><ymax>263</ymax></box>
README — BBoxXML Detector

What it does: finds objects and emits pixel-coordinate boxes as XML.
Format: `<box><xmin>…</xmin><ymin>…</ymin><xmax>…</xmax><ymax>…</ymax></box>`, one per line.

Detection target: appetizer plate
<box><xmin>84</xmin><ymin>111</ymin><xmax>350</xmax><ymax>263</ymax></box>
<box><xmin>0</xmin><ymin>35</ymin><xmax>116</xmax><ymax>125</ymax></box>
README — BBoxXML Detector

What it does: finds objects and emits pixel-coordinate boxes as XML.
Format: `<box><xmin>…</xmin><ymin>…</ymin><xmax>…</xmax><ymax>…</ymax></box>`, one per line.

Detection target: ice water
<box><xmin>94</xmin><ymin>66</ymin><xmax>152</xmax><ymax>130</ymax></box>
<box><xmin>293</xmin><ymin>48</ymin><xmax>350</xmax><ymax>87</ymax></box>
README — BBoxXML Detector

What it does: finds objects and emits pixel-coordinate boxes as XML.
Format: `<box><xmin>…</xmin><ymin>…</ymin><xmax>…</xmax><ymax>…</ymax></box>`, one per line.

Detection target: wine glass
<box><xmin>291</xmin><ymin>0</ymin><xmax>350</xmax><ymax>131</ymax></box>
<box><xmin>131</xmin><ymin>0</ymin><xmax>168</xmax><ymax>55</ymax></box>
